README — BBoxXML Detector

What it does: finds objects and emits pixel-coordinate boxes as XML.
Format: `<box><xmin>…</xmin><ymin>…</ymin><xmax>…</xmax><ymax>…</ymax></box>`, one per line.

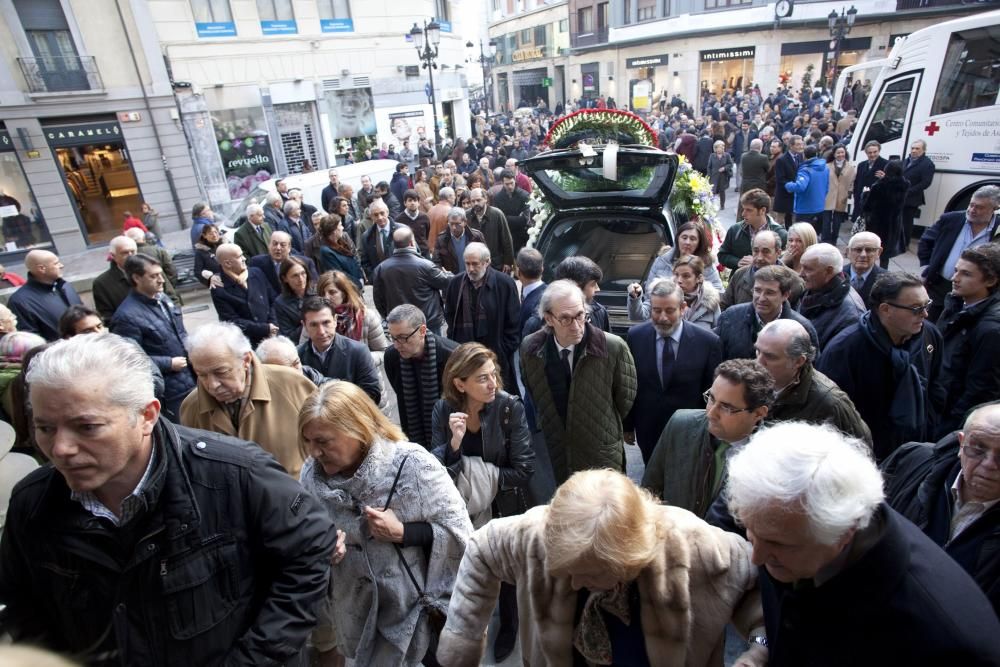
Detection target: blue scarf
<box><xmin>859</xmin><ymin>311</ymin><xmax>927</xmax><ymax>440</ymax></box>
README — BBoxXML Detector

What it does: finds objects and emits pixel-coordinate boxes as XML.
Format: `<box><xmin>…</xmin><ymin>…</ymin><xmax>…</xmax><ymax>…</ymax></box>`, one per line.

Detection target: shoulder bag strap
<box><xmin>383</xmin><ymin>453</ymin><xmax>425</xmax><ymax>596</ymax></box>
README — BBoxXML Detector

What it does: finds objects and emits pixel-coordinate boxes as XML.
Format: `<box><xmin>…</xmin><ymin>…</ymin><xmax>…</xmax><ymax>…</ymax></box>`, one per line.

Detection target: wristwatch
<box><xmin>750</xmin><ymin>635</ymin><xmax>769</xmax><ymax>648</ymax></box>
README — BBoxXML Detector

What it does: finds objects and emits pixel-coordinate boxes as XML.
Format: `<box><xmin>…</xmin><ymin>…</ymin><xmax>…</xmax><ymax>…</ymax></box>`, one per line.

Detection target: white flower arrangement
<box><xmin>525</xmin><ymin>183</ymin><xmax>553</xmax><ymax>249</ymax></box>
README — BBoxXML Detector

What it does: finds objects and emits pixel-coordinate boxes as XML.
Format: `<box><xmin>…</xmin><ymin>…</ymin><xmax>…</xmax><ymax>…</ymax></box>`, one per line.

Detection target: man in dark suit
<box><xmin>852</xmin><ymin>140</ymin><xmax>888</xmax><ymax>222</ymax></box>
<box><xmin>516</xmin><ymin>247</ymin><xmax>546</xmax><ymax>337</ymax></box>
<box><xmin>901</xmin><ymin>139</ymin><xmax>936</xmax><ymax>245</ymax></box>
<box><xmin>211</xmin><ymin>244</ymin><xmax>277</xmax><ymax>347</ymax></box>
<box><xmin>918</xmin><ymin>186</ymin><xmax>1000</xmax><ymax>321</ymax></box>
<box><xmin>360</xmin><ymin>199</ymin><xmax>407</xmax><ymax>277</ymax></box>
<box><xmin>233</xmin><ymin>203</ymin><xmax>272</xmax><ymax>260</ymax></box>
<box><xmin>247</xmin><ymin>230</ymin><xmax>318</xmax><ymax>295</ymax></box>
<box><xmin>625</xmin><ymin>278</ymin><xmax>722</xmax><ymax>463</ymax></box>
<box><xmin>772</xmin><ymin>135</ymin><xmax>803</xmax><ymax>228</ymax></box>
<box><xmin>434</xmin><ymin>208</ymin><xmax>485</xmax><ymax>274</ymax></box>
<box><xmin>383</xmin><ymin>304</ymin><xmax>458</xmax><ymax>449</ymax></box>
<box><xmin>320</xmin><ymin>168</ymin><xmax>340</xmax><ymax>213</ymax></box>
<box><xmin>845</xmin><ymin>231</ymin><xmax>887</xmax><ymax>310</ymax></box>
<box><xmin>276</xmin><ymin>200</ymin><xmax>314</xmax><ymax>254</ymax></box>
<box><xmin>492</xmin><ymin>170</ymin><xmax>531</xmax><ymax>251</ymax></box>
<box><xmin>692</xmin><ymin>131</ymin><xmax>714</xmax><ymax>175</ymax></box>
<box><xmin>739</xmin><ymin>139</ymin><xmax>770</xmax><ymax>194</ymax></box>
<box><xmin>262</xmin><ymin>192</ymin><xmax>285</xmax><ymax>230</ymax></box>
<box><xmin>296</xmin><ymin>296</ymin><xmax>381</xmax><ymax>403</ymax></box>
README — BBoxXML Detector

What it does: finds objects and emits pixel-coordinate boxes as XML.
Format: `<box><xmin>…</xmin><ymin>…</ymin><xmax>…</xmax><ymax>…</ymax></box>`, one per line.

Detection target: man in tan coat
<box><xmin>438</xmin><ymin>470</ymin><xmax>766</xmax><ymax>666</ymax></box>
<box><xmin>180</xmin><ymin>321</ymin><xmax>316</xmax><ymax>477</ymax></box>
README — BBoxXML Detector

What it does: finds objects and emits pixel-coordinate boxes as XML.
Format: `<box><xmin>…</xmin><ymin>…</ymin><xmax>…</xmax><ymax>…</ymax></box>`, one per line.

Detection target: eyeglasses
<box><xmin>550</xmin><ymin>311</ymin><xmax>590</xmax><ymax>327</ymax></box>
<box><xmin>961</xmin><ymin>443</ymin><xmax>1000</xmax><ymax>464</ymax></box>
<box><xmin>703</xmin><ymin>390</ymin><xmax>753</xmax><ymax>415</ymax></box>
<box><xmin>884</xmin><ymin>300</ymin><xmax>933</xmax><ymax>315</ymax></box>
<box><xmin>389</xmin><ymin>327</ymin><xmax>422</xmax><ymax>344</ymax></box>
<box><xmin>849</xmin><ymin>246</ymin><xmax>881</xmax><ymax>254</ymax></box>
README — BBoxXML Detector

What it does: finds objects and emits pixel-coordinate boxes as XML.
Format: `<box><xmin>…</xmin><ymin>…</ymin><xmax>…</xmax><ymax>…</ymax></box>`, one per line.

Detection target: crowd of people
<box><xmin>0</xmin><ymin>83</ymin><xmax>998</xmax><ymax>666</ymax></box>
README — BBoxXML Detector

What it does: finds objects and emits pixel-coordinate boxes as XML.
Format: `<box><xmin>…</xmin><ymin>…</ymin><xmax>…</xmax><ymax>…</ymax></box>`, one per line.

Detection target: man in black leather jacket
<box><xmin>0</xmin><ymin>333</ymin><xmax>337</xmax><ymax>666</ymax></box>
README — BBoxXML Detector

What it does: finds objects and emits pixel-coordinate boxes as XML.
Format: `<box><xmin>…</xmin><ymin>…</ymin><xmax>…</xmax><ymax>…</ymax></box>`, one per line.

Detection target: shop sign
<box><xmin>542</xmin><ymin>77</ymin><xmax>553</xmax><ymax>87</ymax></box>
<box><xmin>261</xmin><ymin>20</ymin><xmax>298</xmax><ymax>35</ymax></box>
<box><xmin>118</xmin><ymin>112</ymin><xmax>141</xmax><ymax>123</ymax></box>
<box><xmin>513</xmin><ymin>46</ymin><xmax>545</xmax><ymax>62</ymax></box>
<box><xmin>44</xmin><ymin>121</ymin><xmax>123</xmax><ymax>147</ymax></box>
<box><xmin>196</xmin><ymin>22</ymin><xmax>237</xmax><ymax>38</ymax></box>
<box><xmin>626</xmin><ymin>54</ymin><xmax>669</xmax><ymax>68</ymax></box>
<box><xmin>582</xmin><ymin>73</ymin><xmax>596</xmax><ymax>91</ymax></box>
<box><xmin>700</xmin><ymin>46</ymin><xmax>756</xmax><ymax>62</ymax></box>
<box><xmin>436</xmin><ymin>19</ymin><xmax>452</xmax><ymax>33</ymax></box>
<box><xmin>0</xmin><ymin>131</ymin><xmax>12</xmax><ymax>153</ymax></box>
<box><xmin>321</xmin><ymin>18</ymin><xmax>354</xmax><ymax>32</ymax></box>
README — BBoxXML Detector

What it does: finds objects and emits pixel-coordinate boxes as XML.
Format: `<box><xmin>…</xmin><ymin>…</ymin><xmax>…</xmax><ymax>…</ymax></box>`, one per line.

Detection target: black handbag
<box><xmin>384</xmin><ymin>454</ymin><xmax>447</xmax><ymax>666</ymax></box>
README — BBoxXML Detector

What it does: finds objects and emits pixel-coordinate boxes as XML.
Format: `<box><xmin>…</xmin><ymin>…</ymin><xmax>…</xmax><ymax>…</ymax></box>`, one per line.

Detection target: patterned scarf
<box><xmin>453</xmin><ymin>274</ymin><xmax>489</xmax><ymax>342</ymax></box>
<box><xmin>573</xmin><ymin>582</ymin><xmax>633</xmax><ymax>666</ymax></box>
<box><xmin>334</xmin><ymin>305</ymin><xmax>365</xmax><ymax>341</ymax></box>
<box><xmin>398</xmin><ymin>334</ymin><xmax>439</xmax><ymax>448</ymax></box>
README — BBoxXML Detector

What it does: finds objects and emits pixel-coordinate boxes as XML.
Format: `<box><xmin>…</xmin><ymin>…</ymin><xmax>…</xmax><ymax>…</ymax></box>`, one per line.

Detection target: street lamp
<box><xmin>466</xmin><ymin>39</ymin><xmax>498</xmax><ymax>117</ymax></box>
<box><xmin>827</xmin><ymin>5</ymin><xmax>858</xmax><ymax>91</ymax></box>
<box><xmin>410</xmin><ymin>20</ymin><xmax>443</xmax><ymax>160</ymax></box>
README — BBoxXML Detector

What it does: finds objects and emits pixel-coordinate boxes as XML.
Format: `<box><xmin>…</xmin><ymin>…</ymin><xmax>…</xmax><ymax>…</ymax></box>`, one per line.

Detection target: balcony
<box><xmin>895</xmin><ymin>0</ymin><xmax>968</xmax><ymax>8</ymax></box>
<box><xmin>17</xmin><ymin>56</ymin><xmax>103</xmax><ymax>94</ymax></box>
<box><xmin>570</xmin><ymin>27</ymin><xmax>609</xmax><ymax>48</ymax></box>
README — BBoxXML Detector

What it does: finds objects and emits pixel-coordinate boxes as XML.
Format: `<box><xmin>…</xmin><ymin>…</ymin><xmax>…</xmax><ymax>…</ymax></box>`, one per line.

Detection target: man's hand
<box><xmin>364</xmin><ymin>507</ymin><xmax>404</xmax><ymax>543</ymax></box>
<box><xmin>737</xmin><ymin>255</ymin><xmax>753</xmax><ymax>268</ymax></box>
<box><xmin>502</xmin><ymin>264</ymin><xmax>512</xmax><ymax>274</ymax></box>
<box><xmin>628</xmin><ymin>282</ymin><xmax>643</xmax><ymax>299</ymax></box>
<box><xmin>624</xmin><ymin>431</ymin><xmax>636</xmax><ymax>445</ymax></box>
<box><xmin>268</xmin><ymin>324</ymin><xmax>279</xmax><ymax>337</ymax></box>
<box><xmin>170</xmin><ymin>357</ymin><xmax>188</xmax><ymax>372</ymax></box>
<box><xmin>208</xmin><ymin>274</ymin><xmax>223</xmax><ymax>289</ymax></box>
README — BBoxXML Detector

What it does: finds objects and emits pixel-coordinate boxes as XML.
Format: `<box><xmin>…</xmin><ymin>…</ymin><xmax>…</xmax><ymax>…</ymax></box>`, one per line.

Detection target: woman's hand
<box><xmin>331</xmin><ymin>529</ymin><xmax>347</xmax><ymax>565</ymax></box>
<box><xmin>364</xmin><ymin>506</ymin><xmax>404</xmax><ymax>543</ymax></box>
<box><xmin>449</xmin><ymin>412</ymin><xmax>468</xmax><ymax>451</ymax></box>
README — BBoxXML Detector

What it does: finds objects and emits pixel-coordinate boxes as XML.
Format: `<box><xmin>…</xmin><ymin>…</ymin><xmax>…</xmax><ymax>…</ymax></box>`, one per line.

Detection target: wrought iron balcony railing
<box><xmin>17</xmin><ymin>55</ymin><xmax>103</xmax><ymax>93</ymax></box>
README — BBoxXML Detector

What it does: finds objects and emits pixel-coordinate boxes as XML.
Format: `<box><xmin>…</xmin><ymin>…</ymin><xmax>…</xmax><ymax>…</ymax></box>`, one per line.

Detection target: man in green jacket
<box><xmin>520</xmin><ymin>280</ymin><xmax>637</xmax><ymax>485</ymax></box>
<box><xmin>755</xmin><ymin>319</ymin><xmax>873</xmax><ymax>447</ymax></box>
<box><xmin>717</xmin><ymin>189</ymin><xmax>787</xmax><ymax>271</ymax></box>
<box><xmin>641</xmin><ymin>359</ymin><xmax>772</xmax><ymax>517</ymax></box>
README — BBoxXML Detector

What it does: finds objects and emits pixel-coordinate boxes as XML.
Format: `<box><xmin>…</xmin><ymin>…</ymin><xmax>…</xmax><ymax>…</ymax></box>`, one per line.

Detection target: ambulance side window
<box><xmin>931</xmin><ymin>26</ymin><xmax>1000</xmax><ymax>116</ymax></box>
<box><xmin>863</xmin><ymin>78</ymin><xmax>913</xmax><ymax>146</ymax></box>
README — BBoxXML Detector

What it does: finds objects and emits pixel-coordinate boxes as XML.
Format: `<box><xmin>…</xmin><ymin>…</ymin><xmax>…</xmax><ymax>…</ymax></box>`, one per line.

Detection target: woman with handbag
<box><xmin>431</xmin><ymin>343</ymin><xmax>534</xmax><ymax>663</ymax></box>
<box><xmin>707</xmin><ymin>140</ymin><xmax>735</xmax><ymax>210</ymax></box>
<box><xmin>299</xmin><ymin>381</ymin><xmax>472</xmax><ymax>667</ymax></box>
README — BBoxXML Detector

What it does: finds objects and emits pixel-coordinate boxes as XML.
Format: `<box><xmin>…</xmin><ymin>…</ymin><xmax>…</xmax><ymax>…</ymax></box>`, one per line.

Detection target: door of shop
<box><xmin>275</xmin><ymin>102</ymin><xmax>320</xmax><ymax>173</ymax></box>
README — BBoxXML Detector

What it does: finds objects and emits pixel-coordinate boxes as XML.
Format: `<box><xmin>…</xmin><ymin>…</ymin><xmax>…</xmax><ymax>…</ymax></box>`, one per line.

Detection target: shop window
<box><xmin>578</xmin><ymin>6</ymin><xmax>594</xmax><ymax>33</ymax></box>
<box><xmin>704</xmin><ymin>0</ymin><xmax>751</xmax><ymax>9</ymax></box>
<box><xmin>212</xmin><ymin>107</ymin><xmax>277</xmax><ymax>201</ymax></box>
<box><xmin>931</xmin><ymin>27</ymin><xmax>1000</xmax><ymax>116</ymax></box>
<box><xmin>191</xmin><ymin>0</ymin><xmax>234</xmax><ymax>22</ymax></box>
<box><xmin>0</xmin><ymin>136</ymin><xmax>52</xmax><ymax>253</ymax></box>
<box><xmin>863</xmin><ymin>78</ymin><xmax>914</xmax><ymax>146</ymax></box>
<box><xmin>257</xmin><ymin>0</ymin><xmax>293</xmax><ymax>21</ymax></box>
<box><xmin>318</xmin><ymin>0</ymin><xmax>351</xmax><ymax>19</ymax></box>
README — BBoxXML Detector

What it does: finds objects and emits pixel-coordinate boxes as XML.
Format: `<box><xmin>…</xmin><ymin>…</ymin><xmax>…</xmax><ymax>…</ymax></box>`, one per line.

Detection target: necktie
<box><xmin>255</xmin><ymin>226</ymin><xmax>263</xmax><ymax>237</ymax></box>
<box><xmin>852</xmin><ymin>273</ymin><xmax>865</xmax><ymax>291</ymax></box>
<box><xmin>561</xmin><ymin>348</ymin><xmax>572</xmax><ymax>385</ymax></box>
<box><xmin>660</xmin><ymin>336</ymin><xmax>675</xmax><ymax>391</ymax></box>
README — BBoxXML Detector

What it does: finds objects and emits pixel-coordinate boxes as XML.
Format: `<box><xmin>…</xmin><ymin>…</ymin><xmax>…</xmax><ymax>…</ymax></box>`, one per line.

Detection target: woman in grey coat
<box><xmin>299</xmin><ymin>381</ymin><xmax>472</xmax><ymax>667</ymax></box>
<box><xmin>707</xmin><ymin>140</ymin><xmax>735</xmax><ymax>210</ymax></box>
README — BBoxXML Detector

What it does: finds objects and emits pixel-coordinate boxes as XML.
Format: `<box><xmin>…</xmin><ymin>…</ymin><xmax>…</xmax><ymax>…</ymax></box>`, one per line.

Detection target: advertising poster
<box><xmin>213</xmin><ymin>107</ymin><xmax>276</xmax><ymax>200</ymax></box>
<box><xmin>324</xmin><ymin>88</ymin><xmax>377</xmax><ymax>140</ymax></box>
<box><xmin>375</xmin><ymin>105</ymin><xmax>433</xmax><ymax>148</ymax></box>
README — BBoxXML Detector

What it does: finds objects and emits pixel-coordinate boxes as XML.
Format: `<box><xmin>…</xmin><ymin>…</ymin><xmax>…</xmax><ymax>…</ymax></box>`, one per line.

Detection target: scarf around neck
<box><xmin>859</xmin><ymin>311</ymin><xmax>927</xmax><ymax>439</ymax></box>
<box><xmin>398</xmin><ymin>334</ymin><xmax>439</xmax><ymax>448</ymax></box>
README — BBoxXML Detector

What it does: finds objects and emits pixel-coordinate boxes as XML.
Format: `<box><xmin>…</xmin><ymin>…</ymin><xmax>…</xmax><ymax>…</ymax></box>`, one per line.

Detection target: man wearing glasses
<box><xmin>844</xmin><ymin>231</ymin><xmax>887</xmax><ymax>310</ymax></box>
<box><xmin>383</xmin><ymin>305</ymin><xmax>458</xmax><ymax>450</ymax></box>
<box><xmin>641</xmin><ymin>359</ymin><xmax>772</xmax><ymax>518</ymax></box>
<box><xmin>519</xmin><ymin>280</ymin><xmax>636</xmax><ymax>486</ymax></box>
<box><xmin>883</xmin><ymin>402</ymin><xmax>1000</xmax><ymax>614</ymax></box>
<box><xmin>818</xmin><ymin>272</ymin><xmax>946</xmax><ymax>462</ymax></box>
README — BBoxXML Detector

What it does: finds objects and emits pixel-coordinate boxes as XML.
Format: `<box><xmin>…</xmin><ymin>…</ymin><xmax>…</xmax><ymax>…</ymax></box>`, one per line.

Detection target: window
<box><xmin>191</xmin><ymin>0</ymin><xmax>233</xmax><ymax>22</ymax></box>
<box><xmin>13</xmin><ymin>0</ymin><xmax>91</xmax><ymax>92</ymax></box>
<box><xmin>578</xmin><ymin>6</ymin><xmax>593</xmax><ymax>33</ymax></box>
<box><xmin>434</xmin><ymin>0</ymin><xmax>450</xmax><ymax>22</ymax></box>
<box><xmin>931</xmin><ymin>27</ymin><xmax>1000</xmax><ymax>116</ymax></box>
<box><xmin>863</xmin><ymin>77</ymin><xmax>914</xmax><ymax>146</ymax></box>
<box><xmin>598</xmin><ymin>2</ymin><xmax>609</xmax><ymax>29</ymax></box>
<box><xmin>257</xmin><ymin>0</ymin><xmax>293</xmax><ymax>21</ymax></box>
<box><xmin>318</xmin><ymin>0</ymin><xmax>351</xmax><ymax>19</ymax></box>
<box><xmin>521</xmin><ymin>28</ymin><xmax>532</xmax><ymax>44</ymax></box>
<box><xmin>704</xmin><ymin>0</ymin><xmax>751</xmax><ymax>9</ymax></box>
<box><xmin>638</xmin><ymin>0</ymin><xmax>656</xmax><ymax>20</ymax></box>
<box><xmin>662</xmin><ymin>0</ymin><xmax>671</xmax><ymax>15</ymax></box>
<box><xmin>623</xmin><ymin>0</ymin><xmax>632</xmax><ymax>24</ymax></box>
<box><xmin>559</xmin><ymin>18</ymin><xmax>568</xmax><ymax>32</ymax></box>
<box><xmin>534</xmin><ymin>25</ymin><xmax>547</xmax><ymax>46</ymax></box>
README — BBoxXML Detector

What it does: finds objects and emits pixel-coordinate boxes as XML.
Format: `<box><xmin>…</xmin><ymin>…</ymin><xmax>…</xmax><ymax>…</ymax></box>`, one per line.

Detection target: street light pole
<box><xmin>466</xmin><ymin>39</ymin><xmax>498</xmax><ymax>117</ymax></box>
<box><xmin>827</xmin><ymin>5</ymin><xmax>858</xmax><ymax>92</ymax></box>
<box><xmin>410</xmin><ymin>20</ymin><xmax>442</xmax><ymax>161</ymax></box>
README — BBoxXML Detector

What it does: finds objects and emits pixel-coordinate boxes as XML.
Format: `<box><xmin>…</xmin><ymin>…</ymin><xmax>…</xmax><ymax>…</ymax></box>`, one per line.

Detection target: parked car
<box><xmin>520</xmin><ymin>145</ymin><xmax>678</xmax><ymax>333</ymax></box>
<box><xmin>218</xmin><ymin>159</ymin><xmax>399</xmax><ymax>236</ymax></box>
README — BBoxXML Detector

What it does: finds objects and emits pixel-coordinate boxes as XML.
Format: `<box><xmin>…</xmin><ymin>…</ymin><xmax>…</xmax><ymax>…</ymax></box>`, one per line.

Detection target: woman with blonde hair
<box><xmin>299</xmin><ymin>381</ymin><xmax>472</xmax><ymax>667</ymax></box>
<box><xmin>781</xmin><ymin>221</ymin><xmax>818</xmax><ymax>273</ymax></box>
<box><xmin>432</xmin><ymin>342</ymin><xmax>534</xmax><ymax>662</ymax></box>
<box><xmin>437</xmin><ymin>469</ymin><xmax>766</xmax><ymax>666</ymax></box>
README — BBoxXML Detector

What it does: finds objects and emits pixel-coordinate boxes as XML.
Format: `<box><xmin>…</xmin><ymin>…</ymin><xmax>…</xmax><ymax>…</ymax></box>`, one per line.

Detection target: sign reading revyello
<box><xmin>43</xmin><ymin>121</ymin><xmax>123</xmax><ymax>147</ymax></box>
<box><xmin>700</xmin><ymin>47</ymin><xmax>756</xmax><ymax>62</ymax></box>
<box><xmin>626</xmin><ymin>55</ymin><xmax>669</xmax><ymax>68</ymax></box>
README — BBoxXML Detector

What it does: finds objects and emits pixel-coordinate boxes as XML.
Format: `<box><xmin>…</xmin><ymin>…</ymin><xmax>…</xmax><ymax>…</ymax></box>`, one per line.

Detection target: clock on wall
<box><xmin>775</xmin><ymin>0</ymin><xmax>794</xmax><ymax>18</ymax></box>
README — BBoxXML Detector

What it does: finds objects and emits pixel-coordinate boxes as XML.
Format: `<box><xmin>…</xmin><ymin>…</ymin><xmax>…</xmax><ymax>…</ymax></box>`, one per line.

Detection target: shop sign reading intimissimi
<box><xmin>700</xmin><ymin>47</ymin><xmax>756</xmax><ymax>62</ymax></box>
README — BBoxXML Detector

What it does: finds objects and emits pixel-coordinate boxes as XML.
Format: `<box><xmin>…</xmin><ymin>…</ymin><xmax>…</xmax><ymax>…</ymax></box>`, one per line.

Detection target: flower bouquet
<box><xmin>668</xmin><ymin>155</ymin><xmax>726</xmax><ymax>268</ymax></box>
<box><xmin>543</xmin><ymin>109</ymin><xmax>658</xmax><ymax>150</ymax></box>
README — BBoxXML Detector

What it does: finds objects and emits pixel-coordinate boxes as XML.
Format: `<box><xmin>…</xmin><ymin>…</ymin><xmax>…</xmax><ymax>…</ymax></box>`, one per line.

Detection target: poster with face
<box><xmin>213</xmin><ymin>107</ymin><xmax>276</xmax><ymax>200</ymax></box>
<box><xmin>375</xmin><ymin>106</ymin><xmax>432</xmax><ymax>149</ymax></box>
<box><xmin>326</xmin><ymin>88</ymin><xmax>377</xmax><ymax>140</ymax></box>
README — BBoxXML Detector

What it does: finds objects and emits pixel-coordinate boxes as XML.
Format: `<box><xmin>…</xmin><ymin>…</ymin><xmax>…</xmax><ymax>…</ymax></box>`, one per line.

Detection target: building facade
<box><xmin>0</xmin><ymin>0</ymin><xmax>201</xmax><ymax>256</ymax></box>
<box><xmin>151</xmin><ymin>0</ymin><xmax>472</xmax><ymax>208</ymax></box>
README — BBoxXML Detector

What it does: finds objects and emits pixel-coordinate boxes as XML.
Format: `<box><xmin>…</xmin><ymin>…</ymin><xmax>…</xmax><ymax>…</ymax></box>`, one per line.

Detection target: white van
<box><xmin>218</xmin><ymin>158</ymin><xmax>400</xmax><ymax>232</ymax></box>
<box><xmin>845</xmin><ymin>11</ymin><xmax>1000</xmax><ymax>228</ymax></box>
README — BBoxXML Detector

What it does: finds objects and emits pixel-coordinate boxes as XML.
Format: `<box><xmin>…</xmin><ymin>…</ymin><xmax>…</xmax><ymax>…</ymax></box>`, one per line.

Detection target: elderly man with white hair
<box><xmin>255</xmin><ymin>335</ymin><xmax>325</xmax><ymax>385</ymax></box>
<box><xmin>234</xmin><ymin>202</ymin><xmax>273</xmax><ymax>259</ymax></box>
<box><xmin>740</xmin><ymin>137</ymin><xmax>770</xmax><ymax>194</ymax></box>
<box><xmin>92</xmin><ymin>235</ymin><xmax>137</xmax><ymax>323</ymax></box>
<box><xmin>262</xmin><ymin>190</ymin><xmax>284</xmax><ymax>229</ymax></box>
<box><xmin>844</xmin><ymin>231</ymin><xmax>887</xmax><ymax>309</ymax></box>
<box><xmin>796</xmin><ymin>242</ymin><xmax>865</xmax><ymax>348</ymax></box>
<box><xmin>724</xmin><ymin>421</ymin><xmax>1000</xmax><ymax>665</ymax></box>
<box><xmin>181</xmin><ymin>322</ymin><xmax>316</xmax><ymax>476</ymax></box>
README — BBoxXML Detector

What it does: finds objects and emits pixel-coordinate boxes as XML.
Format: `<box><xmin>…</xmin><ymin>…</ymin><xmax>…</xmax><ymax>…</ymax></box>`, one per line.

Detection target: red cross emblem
<box><xmin>925</xmin><ymin>121</ymin><xmax>941</xmax><ymax>136</ymax></box>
